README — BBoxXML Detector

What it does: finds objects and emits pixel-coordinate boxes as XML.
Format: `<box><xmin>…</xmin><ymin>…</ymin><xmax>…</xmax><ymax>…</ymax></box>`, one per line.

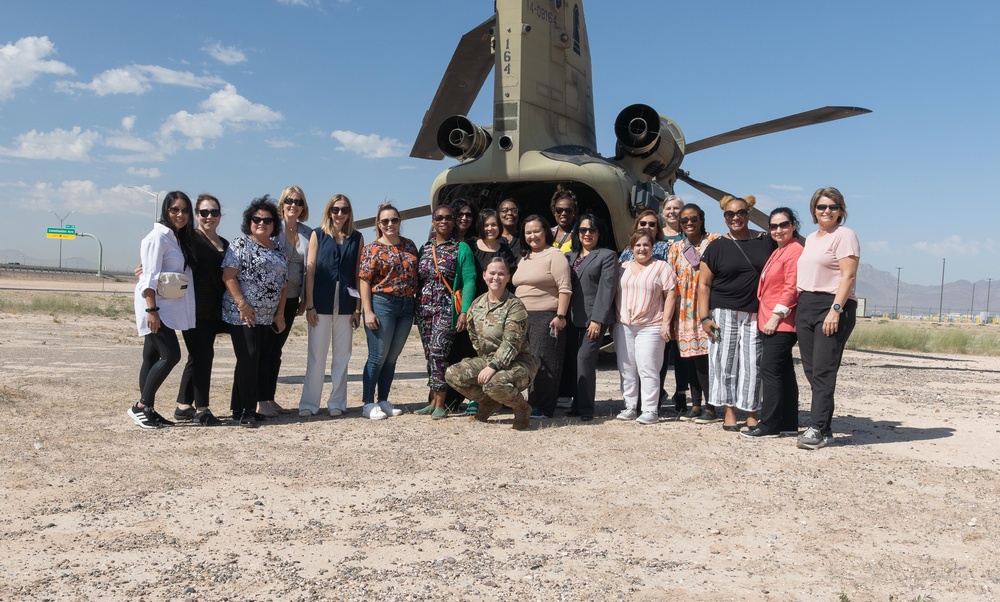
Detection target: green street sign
<box><xmin>47</xmin><ymin>227</ymin><xmax>76</xmax><ymax>235</ymax></box>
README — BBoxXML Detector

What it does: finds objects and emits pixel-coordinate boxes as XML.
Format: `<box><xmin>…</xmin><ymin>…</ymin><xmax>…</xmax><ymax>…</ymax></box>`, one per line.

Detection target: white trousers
<box><xmin>615</xmin><ymin>323</ymin><xmax>665</xmax><ymax>414</ymax></box>
<box><xmin>707</xmin><ymin>308</ymin><xmax>762</xmax><ymax>412</ymax></box>
<box><xmin>299</xmin><ymin>310</ymin><xmax>354</xmax><ymax>413</ymax></box>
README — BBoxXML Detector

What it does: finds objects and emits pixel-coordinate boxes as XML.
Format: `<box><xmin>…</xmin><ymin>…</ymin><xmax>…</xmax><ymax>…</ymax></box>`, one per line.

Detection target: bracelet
<box><xmin>305</xmin><ymin>306</ymin><xmax>315</xmax><ymax>311</ymax></box>
<box><xmin>237</xmin><ymin>299</ymin><xmax>248</xmax><ymax>309</ymax></box>
<box><xmin>700</xmin><ymin>316</ymin><xmax>712</xmax><ymax>324</ymax></box>
<box><xmin>145</xmin><ymin>306</ymin><xmax>160</xmax><ymax>313</ymax></box>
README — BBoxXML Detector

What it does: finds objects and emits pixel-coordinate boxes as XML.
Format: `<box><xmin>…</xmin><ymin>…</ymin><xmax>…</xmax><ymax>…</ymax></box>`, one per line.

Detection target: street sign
<box><xmin>47</xmin><ymin>233</ymin><xmax>76</xmax><ymax>240</ymax></box>
<box><xmin>46</xmin><ymin>227</ymin><xmax>76</xmax><ymax>240</ymax></box>
<box><xmin>64</xmin><ymin>224</ymin><xmax>76</xmax><ymax>230</ymax></box>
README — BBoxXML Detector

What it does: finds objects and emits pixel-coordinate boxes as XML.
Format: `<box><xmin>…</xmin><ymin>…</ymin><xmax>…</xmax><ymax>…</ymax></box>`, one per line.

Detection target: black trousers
<box><xmin>177</xmin><ymin>319</ymin><xmax>223</xmax><ymax>407</ymax></box>
<box><xmin>444</xmin><ymin>329</ymin><xmax>476</xmax><ymax>409</ymax></box>
<box><xmin>796</xmin><ymin>292</ymin><xmax>857</xmax><ymax>433</ymax></box>
<box><xmin>139</xmin><ymin>328</ymin><xmax>182</xmax><ymax>408</ymax></box>
<box><xmin>686</xmin><ymin>354</ymin><xmax>709</xmax><ymax>407</ymax></box>
<box><xmin>526</xmin><ymin>310</ymin><xmax>565</xmax><ymax>417</ymax></box>
<box><xmin>658</xmin><ymin>340</ymin><xmax>690</xmax><ymax>406</ymax></box>
<box><xmin>230</xmin><ymin>324</ymin><xmax>276</xmax><ymax>418</ymax></box>
<box><xmin>260</xmin><ymin>297</ymin><xmax>299</xmax><ymax>401</ymax></box>
<box><xmin>571</xmin><ymin>323</ymin><xmax>606</xmax><ymax>418</ymax></box>
<box><xmin>758</xmin><ymin>331</ymin><xmax>798</xmax><ymax>432</ymax></box>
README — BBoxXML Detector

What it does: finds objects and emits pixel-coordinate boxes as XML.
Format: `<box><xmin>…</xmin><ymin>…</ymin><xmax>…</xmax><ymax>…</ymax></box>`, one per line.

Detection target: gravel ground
<box><xmin>1</xmin><ymin>306</ymin><xmax>998</xmax><ymax>601</ymax></box>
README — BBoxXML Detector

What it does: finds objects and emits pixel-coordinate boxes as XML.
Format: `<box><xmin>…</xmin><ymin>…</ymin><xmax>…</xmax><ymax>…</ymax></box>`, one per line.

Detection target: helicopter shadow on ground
<box><xmin>826</xmin><ymin>414</ymin><xmax>955</xmax><ymax>446</ymax></box>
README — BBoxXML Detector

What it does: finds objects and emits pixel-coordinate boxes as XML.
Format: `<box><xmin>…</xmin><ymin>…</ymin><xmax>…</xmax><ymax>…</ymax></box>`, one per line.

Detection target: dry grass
<box><xmin>0</xmin><ymin>291</ymin><xmax>132</xmax><ymax>318</ymax></box>
<box><xmin>848</xmin><ymin>320</ymin><xmax>1000</xmax><ymax>356</ymax></box>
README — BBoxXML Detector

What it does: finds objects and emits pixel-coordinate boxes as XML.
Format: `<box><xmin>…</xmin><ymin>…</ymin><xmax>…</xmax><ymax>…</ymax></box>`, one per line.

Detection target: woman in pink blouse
<box><xmin>615</xmin><ymin>230</ymin><xmax>677</xmax><ymax>425</ymax></box>
<box><xmin>742</xmin><ymin>207</ymin><xmax>804</xmax><ymax>439</ymax></box>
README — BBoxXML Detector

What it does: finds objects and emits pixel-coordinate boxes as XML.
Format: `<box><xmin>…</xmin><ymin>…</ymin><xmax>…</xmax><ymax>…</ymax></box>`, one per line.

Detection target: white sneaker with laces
<box><xmin>362</xmin><ymin>402</ymin><xmax>387</xmax><ymax>420</ymax></box>
<box><xmin>616</xmin><ymin>408</ymin><xmax>638</xmax><ymax>421</ymax></box>
<box><xmin>378</xmin><ymin>401</ymin><xmax>403</xmax><ymax>417</ymax></box>
<box><xmin>636</xmin><ymin>411</ymin><xmax>659</xmax><ymax>425</ymax></box>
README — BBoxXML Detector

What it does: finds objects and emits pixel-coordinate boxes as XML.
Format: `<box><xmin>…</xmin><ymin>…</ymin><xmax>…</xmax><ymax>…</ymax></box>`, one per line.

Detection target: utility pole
<box><xmin>127</xmin><ymin>186</ymin><xmax>159</xmax><ymax>224</ymax></box>
<box><xmin>49</xmin><ymin>210</ymin><xmax>75</xmax><ymax>269</ymax></box>
<box><xmin>894</xmin><ymin>267</ymin><xmax>902</xmax><ymax>318</ymax></box>
<box><xmin>971</xmin><ymin>283</ymin><xmax>976</xmax><ymax>321</ymax></box>
<box><xmin>938</xmin><ymin>258</ymin><xmax>946</xmax><ymax>322</ymax></box>
<box><xmin>987</xmin><ymin>278</ymin><xmax>993</xmax><ymax>323</ymax></box>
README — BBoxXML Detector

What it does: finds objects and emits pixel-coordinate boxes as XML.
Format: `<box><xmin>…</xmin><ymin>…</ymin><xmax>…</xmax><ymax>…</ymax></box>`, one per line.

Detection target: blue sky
<box><xmin>2</xmin><ymin>0</ymin><xmax>997</xmax><ymax>285</ymax></box>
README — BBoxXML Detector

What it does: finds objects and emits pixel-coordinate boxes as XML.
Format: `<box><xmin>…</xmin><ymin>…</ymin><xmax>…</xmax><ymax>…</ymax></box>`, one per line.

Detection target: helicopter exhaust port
<box><xmin>436</xmin><ymin>115</ymin><xmax>492</xmax><ymax>161</ymax></box>
<box><xmin>614</xmin><ymin>104</ymin><xmax>686</xmax><ymax>181</ymax></box>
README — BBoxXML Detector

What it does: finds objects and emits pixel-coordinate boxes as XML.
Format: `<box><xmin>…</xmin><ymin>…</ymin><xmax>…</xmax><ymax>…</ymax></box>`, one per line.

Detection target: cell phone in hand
<box><xmin>549</xmin><ymin>325</ymin><xmax>558</xmax><ymax>338</ymax></box>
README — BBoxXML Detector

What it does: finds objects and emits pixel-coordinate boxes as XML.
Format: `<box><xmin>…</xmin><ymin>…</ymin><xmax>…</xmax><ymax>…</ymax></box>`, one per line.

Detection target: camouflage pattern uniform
<box><xmin>445</xmin><ymin>290</ymin><xmax>537</xmax><ymax>427</ymax></box>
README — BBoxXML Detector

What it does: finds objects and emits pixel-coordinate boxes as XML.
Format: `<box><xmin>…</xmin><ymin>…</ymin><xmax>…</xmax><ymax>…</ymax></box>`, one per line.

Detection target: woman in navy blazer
<box><xmin>565</xmin><ymin>214</ymin><xmax>618</xmax><ymax>420</ymax></box>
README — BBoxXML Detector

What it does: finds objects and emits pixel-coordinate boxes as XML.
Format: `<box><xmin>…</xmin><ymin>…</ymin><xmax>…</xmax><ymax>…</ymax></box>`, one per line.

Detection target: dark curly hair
<box><xmin>240</xmin><ymin>195</ymin><xmax>282</xmax><ymax>236</ymax></box>
<box><xmin>680</xmin><ymin>203</ymin><xmax>707</xmax><ymax>237</ymax></box>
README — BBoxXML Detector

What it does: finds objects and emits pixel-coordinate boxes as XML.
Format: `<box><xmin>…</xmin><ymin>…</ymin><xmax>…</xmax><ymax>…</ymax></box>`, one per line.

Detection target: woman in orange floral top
<box><xmin>358</xmin><ymin>203</ymin><xmax>419</xmax><ymax>420</ymax></box>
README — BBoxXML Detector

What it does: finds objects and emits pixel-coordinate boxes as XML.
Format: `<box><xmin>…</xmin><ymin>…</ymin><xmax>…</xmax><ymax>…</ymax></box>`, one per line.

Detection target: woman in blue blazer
<box><xmin>565</xmin><ymin>214</ymin><xmax>618</xmax><ymax>421</ymax></box>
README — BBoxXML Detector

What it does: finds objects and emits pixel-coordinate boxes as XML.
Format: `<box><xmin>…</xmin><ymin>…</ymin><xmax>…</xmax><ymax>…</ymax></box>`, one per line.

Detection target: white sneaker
<box><xmin>298</xmin><ymin>409</ymin><xmax>313</xmax><ymax>417</ymax></box>
<box><xmin>616</xmin><ymin>408</ymin><xmax>638</xmax><ymax>421</ymax></box>
<box><xmin>378</xmin><ymin>401</ymin><xmax>403</xmax><ymax>417</ymax></box>
<box><xmin>328</xmin><ymin>408</ymin><xmax>344</xmax><ymax>417</ymax></box>
<box><xmin>362</xmin><ymin>402</ymin><xmax>387</xmax><ymax>420</ymax></box>
<box><xmin>636</xmin><ymin>411</ymin><xmax>659</xmax><ymax>425</ymax></box>
<box><xmin>555</xmin><ymin>396</ymin><xmax>573</xmax><ymax>408</ymax></box>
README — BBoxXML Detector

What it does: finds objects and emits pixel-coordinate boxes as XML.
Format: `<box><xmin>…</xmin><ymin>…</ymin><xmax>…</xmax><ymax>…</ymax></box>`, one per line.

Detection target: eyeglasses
<box><xmin>168</xmin><ymin>206</ymin><xmax>190</xmax><ymax>215</ymax></box>
<box><xmin>638</xmin><ymin>220</ymin><xmax>658</xmax><ymax>228</ymax></box>
<box><xmin>816</xmin><ymin>204</ymin><xmax>841</xmax><ymax>212</ymax></box>
<box><xmin>433</xmin><ymin>214</ymin><xmax>455</xmax><ymax>222</ymax></box>
<box><xmin>283</xmin><ymin>198</ymin><xmax>304</xmax><ymax>207</ymax></box>
<box><xmin>251</xmin><ymin>216</ymin><xmax>274</xmax><ymax>225</ymax></box>
<box><xmin>499</xmin><ymin>207</ymin><xmax>519</xmax><ymax>214</ymax></box>
<box><xmin>379</xmin><ymin>217</ymin><xmax>400</xmax><ymax>226</ymax></box>
<box><xmin>769</xmin><ymin>220</ymin><xmax>792</xmax><ymax>231</ymax></box>
<box><xmin>198</xmin><ymin>209</ymin><xmax>221</xmax><ymax>218</ymax></box>
<box><xmin>330</xmin><ymin>206</ymin><xmax>351</xmax><ymax>215</ymax></box>
<box><xmin>723</xmin><ymin>209</ymin><xmax>749</xmax><ymax>220</ymax></box>
<box><xmin>553</xmin><ymin>207</ymin><xmax>575</xmax><ymax>214</ymax></box>
<box><xmin>679</xmin><ymin>216</ymin><xmax>701</xmax><ymax>225</ymax></box>
<box><xmin>578</xmin><ymin>227</ymin><xmax>597</xmax><ymax>235</ymax></box>
<box><xmin>457</xmin><ymin>212</ymin><xmax>474</xmax><ymax>219</ymax></box>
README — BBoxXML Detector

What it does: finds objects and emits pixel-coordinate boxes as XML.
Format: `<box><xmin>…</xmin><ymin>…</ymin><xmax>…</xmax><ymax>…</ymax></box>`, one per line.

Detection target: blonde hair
<box><xmin>809</xmin><ymin>187</ymin><xmax>847</xmax><ymax>224</ymax></box>
<box><xmin>719</xmin><ymin>194</ymin><xmax>756</xmax><ymax>211</ymax></box>
<box><xmin>320</xmin><ymin>194</ymin><xmax>354</xmax><ymax>237</ymax></box>
<box><xmin>279</xmin><ymin>185</ymin><xmax>309</xmax><ymax>222</ymax></box>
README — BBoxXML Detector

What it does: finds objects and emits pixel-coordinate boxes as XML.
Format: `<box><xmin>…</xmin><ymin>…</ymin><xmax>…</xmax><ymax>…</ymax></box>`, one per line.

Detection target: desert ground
<box><xmin>1</xmin><ymin>277</ymin><xmax>998</xmax><ymax>601</ymax></box>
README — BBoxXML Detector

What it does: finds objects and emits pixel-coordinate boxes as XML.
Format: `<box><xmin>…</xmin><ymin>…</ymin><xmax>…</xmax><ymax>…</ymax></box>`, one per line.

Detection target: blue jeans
<box><xmin>363</xmin><ymin>294</ymin><xmax>414</xmax><ymax>403</ymax></box>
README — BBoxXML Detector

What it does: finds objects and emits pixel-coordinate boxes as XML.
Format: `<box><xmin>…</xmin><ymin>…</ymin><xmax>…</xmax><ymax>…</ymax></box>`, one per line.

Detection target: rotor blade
<box><xmin>677</xmin><ymin>172</ymin><xmax>803</xmax><ymax>241</ymax></box>
<box><xmin>410</xmin><ymin>16</ymin><xmax>496</xmax><ymax>160</ymax></box>
<box><xmin>684</xmin><ymin>106</ymin><xmax>871</xmax><ymax>154</ymax></box>
<box><xmin>355</xmin><ymin>204</ymin><xmax>433</xmax><ymax>230</ymax></box>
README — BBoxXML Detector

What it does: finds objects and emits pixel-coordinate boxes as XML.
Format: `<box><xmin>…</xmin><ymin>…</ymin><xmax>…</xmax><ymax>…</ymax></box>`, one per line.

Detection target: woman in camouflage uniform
<box><xmin>445</xmin><ymin>257</ymin><xmax>537</xmax><ymax>430</ymax></box>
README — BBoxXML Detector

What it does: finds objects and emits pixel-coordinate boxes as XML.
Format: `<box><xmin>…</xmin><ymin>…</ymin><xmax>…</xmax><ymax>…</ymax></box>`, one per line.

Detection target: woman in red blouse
<box><xmin>743</xmin><ymin>208</ymin><xmax>804</xmax><ymax>439</ymax></box>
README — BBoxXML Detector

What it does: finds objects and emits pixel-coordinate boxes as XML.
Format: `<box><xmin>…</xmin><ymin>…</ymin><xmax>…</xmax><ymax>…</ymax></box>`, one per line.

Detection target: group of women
<box><xmin>130</xmin><ymin>184</ymin><xmax>860</xmax><ymax>447</ymax></box>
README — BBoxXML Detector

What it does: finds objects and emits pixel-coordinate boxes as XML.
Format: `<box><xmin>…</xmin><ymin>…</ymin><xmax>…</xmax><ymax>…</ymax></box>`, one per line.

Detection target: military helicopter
<box><xmin>356</xmin><ymin>0</ymin><xmax>870</xmax><ymax>247</ymax></box>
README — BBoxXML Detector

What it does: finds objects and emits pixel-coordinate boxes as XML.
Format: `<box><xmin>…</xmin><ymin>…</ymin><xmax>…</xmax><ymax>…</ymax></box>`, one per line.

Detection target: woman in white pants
<box><xmin>299</xmin><ymin>194</ymin><xmax>363</xmax><ymax>417</ymax></box>
<box><xmin>615</xmin><ymin>230</ymin><xmax>677</xmax><ymax>425</ymax></box>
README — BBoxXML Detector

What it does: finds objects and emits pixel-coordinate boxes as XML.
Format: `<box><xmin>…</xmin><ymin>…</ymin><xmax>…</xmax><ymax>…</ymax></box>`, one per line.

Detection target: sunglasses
<box><xmin>198</xmin><ymin>209</ymin><xmax>221</xmax><ymax>218</ymax></box>
<box><xmin>723</xmin><ymin>209</ymin><xmax>749</xmax><ymax>220</ymax></box>
<box><xmin>638</xmin><ymin>220</ymin><xmax>658</xmax><ymax>228</ymax></box>
<box><xmin>577</xmin><ymin>227</ymin><xmax>597</xmax><ymax>235</ymax></box>
<box><xmin>553</xmin><ymin>207</ymin><xmax>575</xmax><ymax>214</ymax></box>
<box><xmin>769</xmin><ymin>220</ymin><xmax>792</xmax><ymax>231</ymax></box>
<box><xmin>457</xmin><ymin>211</ymin><xmax>474</xmax><ymax>219</ymax></box>
<box><xmin>330</xmin><ymin>206</ymin><xmax>351</xmax><ymax>215</ymax></box>
<box><xmin>251</xmin><ymin>216</ymin><xmax>275</xmax><ymax>225</ymax></box>
<box><xmin>499</xmin><ymin>207</ymin><xmax>519</xmax><ymax>214</ymax></box>
<box><xmin>679</xmin><ymin>216</ymin><xmax>701</xmax><ymax>225</ymax></box>
<box><xmin>433</xmin><ymin>214</ymin><xmax>455</xmax><ymax>222</ymax></box>
<box><xmin>816</xmin><ymin>204</ymin><xmax>841</xmax><ymax>212</ymax></box>
<box><xmin>379</xmin><ymin>217</ymin><xmax>400</xmax><ymax>226</ymax></box>
<box><xmin>283</xmin><ymin>198</ymin><xmax>304</xmax><ymax>207</ymax></box>
<box><xmin>168</xmin><ymin>206</ymin><xmax>190</xmax><ymax>215</ymax></box>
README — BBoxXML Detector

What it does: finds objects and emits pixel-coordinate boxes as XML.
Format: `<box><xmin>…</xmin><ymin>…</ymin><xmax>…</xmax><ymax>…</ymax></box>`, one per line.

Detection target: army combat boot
<box><xmin>473</xmin><ymin>397</ymin><xmax>502</xmax><ymax>422</ymax></box>
<box><xmin>511</xmin><ymin>395</ymin><xmax>531</xmax><ymax>431</ymax></box>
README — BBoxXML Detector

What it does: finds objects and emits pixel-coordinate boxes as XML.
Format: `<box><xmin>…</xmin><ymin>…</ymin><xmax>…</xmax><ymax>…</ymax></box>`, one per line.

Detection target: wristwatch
<box><xmin>831</xmin><ymin>303</ymin><xmax>844</xmax><ymax>313</ymax></box>
<box><xmin>556</xmin><ymin>314</ymin><xmax>566</xmax><ymax>320</ymax></box>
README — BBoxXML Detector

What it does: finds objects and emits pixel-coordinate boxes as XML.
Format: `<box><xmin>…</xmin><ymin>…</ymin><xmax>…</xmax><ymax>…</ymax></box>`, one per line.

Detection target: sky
<box><xmin>2</xmin><ymin>1</ymin><xmax>998</xmax><ymax>286</ymax></box>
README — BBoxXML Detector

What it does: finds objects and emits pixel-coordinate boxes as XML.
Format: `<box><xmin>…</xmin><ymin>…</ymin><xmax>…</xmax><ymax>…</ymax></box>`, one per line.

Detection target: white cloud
<box><xmin>0</xmin><ymin>126</ymin><xmax>98</xmax><ymax>161</ymax></box>
<box><xmin>57</xmin><ymin>64</ymin><xmax>226</xmax><ymax>96</ymax></box>
<box><xmin>204</xmin><ymin>42</ymin><xmax>247</xmax><ymax>66</ymax></box>
<box><xmin>398</xmin><ymin>165</ymin><xmax>416</xmax><ymax>170</ymax></box>
<box><xmin>266</xmin><ymin>138</ymin><xmax>295</xmax><ymax>149</ymax></box>
<box><xmin>159</xmin><ymin>84</ymin><xmax>283</xmax><ymax>149</ymax></box>
<box><xmin>331</xmin><ymin>130</ymin><xmax>406</xmax><ymax>159</ymax></box>
<box><xmin>0</xmin><ymin>36</ymin><xmax>75</xmax><ymax>100</ymax></box>
<box><xmin>21</xmin><ymin>181</ymin><xmax>155</xmax><ymax>215</ymax></box>
<box><xmin>867</xmin><ymin>240</ymin><xmax>889</xmax><ymax>253</ymax></box>
<box><xmin>277</xmin><ymin>0</ymin><xmax>313</xmax><ymax>6</ymax></box>
<box><xmin>121</xmin><ymin>115</ymin><xmax>137</xmax><ymax>131</ymax></box>
<box><xmin>914</xmin><ymin>236</ymin><xmax>996</xmax><ymax>258</ymax></box>
<box><xmin>768</xmin><ymin>184</ymin><xmax>804</xmax><ymax>192</ymax></box>
<box><xmin>127</xmin><ymin>167</ymin><xmax>162</xmax><ymax>179</ymax></box>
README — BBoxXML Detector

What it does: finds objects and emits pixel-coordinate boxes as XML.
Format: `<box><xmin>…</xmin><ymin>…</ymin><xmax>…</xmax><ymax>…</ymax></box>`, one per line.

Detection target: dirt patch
<box><xmin>1</xmin><ymin>306</ymin><xmax>998</xmax><ymax>600</ymax></box>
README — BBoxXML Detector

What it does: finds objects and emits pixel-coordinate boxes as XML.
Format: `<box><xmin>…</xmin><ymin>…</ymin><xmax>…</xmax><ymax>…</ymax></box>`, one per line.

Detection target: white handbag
<box><xmin>157</xmin><ymin>272</ymin><xmax>190</xmax><ymax>299</ymax></box>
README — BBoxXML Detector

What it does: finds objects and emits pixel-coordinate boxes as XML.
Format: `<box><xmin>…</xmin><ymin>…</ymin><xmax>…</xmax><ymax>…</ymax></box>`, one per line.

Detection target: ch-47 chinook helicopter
<box><xmin>357</xmin><ymin>0</ymin><xmax>870</xmax><ymax>247</ymax></box>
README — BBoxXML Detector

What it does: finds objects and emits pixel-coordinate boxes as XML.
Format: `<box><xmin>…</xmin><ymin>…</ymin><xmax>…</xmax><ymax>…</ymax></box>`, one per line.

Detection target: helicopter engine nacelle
<box><xmin>614</xmin><ymin>104</ymin><xmax>686</xmax><ymax>181</ymax></box>
<box><xmin>436</xmin><ymin>115</ymin><xmax>492</xmax><ymax>161</ymax></box>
